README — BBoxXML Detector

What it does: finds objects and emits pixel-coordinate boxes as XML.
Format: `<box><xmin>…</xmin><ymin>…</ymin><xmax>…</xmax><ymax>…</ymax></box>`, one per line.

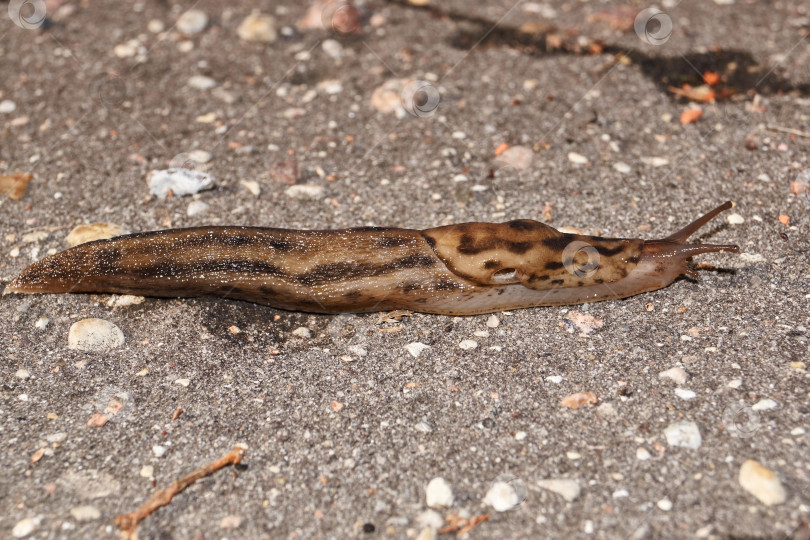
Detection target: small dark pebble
<box><xmin>363</xmin><ymin>523</ymin><xmax>375</xmax><ymax>533</ymax></box>
<box><xmin>235</xmin><ymin>463</ymin><xmax>249</xmax><ymax>471</ymax></box>
<box><xmin>482</xmin><ymin>418</ymin><xmax>496</xmax><ymax>428</ymax></box>
<box><xmin>617</xmin><ymin>386</ymin><xmax>632</xmax><ymax>397</ymax></box>
<box><xmin>780</xmin><ymin>232</ymin><xmax>788</xmax><ymax>241</ymax></box>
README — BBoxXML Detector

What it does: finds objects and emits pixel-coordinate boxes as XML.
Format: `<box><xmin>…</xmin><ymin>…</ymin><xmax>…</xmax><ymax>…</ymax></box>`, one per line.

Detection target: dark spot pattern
<box><xmin>544</xmin><ymin>260</ymin><xmax>564</xmax><ymax>270</ymax></box>
<box><xmin>551</xmin><ymin>279</ymin><xmax>564</xmax><ymax>285</ymax></box>
<box><xmin>434</xmin><ymin>279</ymin><xmax>460</xmax><ymax>291</ymax></box>
<box><xmin>483</xmin><ymin>260</ymin><xmax>500</xmax><ymax>269</ymax></box>
<box><xmin>375</xmin><ymin>236</ymin><xmax>410</xmax><ymax>249</ymax></box>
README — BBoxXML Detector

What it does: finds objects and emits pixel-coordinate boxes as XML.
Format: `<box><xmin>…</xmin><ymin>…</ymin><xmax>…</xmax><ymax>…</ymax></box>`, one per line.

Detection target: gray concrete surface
<box><xmin>1</xmin><ymin>0</ymin><xmax>808</xmax><ymax>538</ymax></box>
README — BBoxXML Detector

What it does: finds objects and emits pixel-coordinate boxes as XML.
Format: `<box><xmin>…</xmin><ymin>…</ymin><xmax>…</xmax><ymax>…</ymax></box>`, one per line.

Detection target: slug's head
<box><xmin>422</xmin><ymin>201</ymin><xmax>739</xmax><ymax>293</ymax></box>
<box><xmin>637</xmin><ymin>201</ymin><xmax>740</xmax><ymax>284</ymax></box>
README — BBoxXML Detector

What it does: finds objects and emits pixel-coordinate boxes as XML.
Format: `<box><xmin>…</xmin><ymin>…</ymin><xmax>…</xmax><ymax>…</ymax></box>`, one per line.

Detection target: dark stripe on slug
<box><xmin>530</xmin><ymin>273</ymin><xmax>549</xmax><ymax>282</ymax></box>
<box><xmin>127</xmin><ymin>259</ymin><xmax>285</xmax><ymax>279</ymax></box>
<box><xmin>506</xmin><ymin>220</ymin><xmax>541</xmax><ymax>231</ymax></box>
<box><xmin>544</xmin><ymin>260</ymin><xmax>564</xmax><ymax>270</ymax></box>
<box><xmin>297</xmin><ymin>254</ymin><xmax>436</xmax><ymax>286</ymax></box>
<box><xmin>343</xmin><ymin>290</ymin><xmax>363</xmax><ymax>298</ymax></box>
<box><xmin>457</xmin><ymin>237</ymin><xmax>533</xmax><ymax>255</ymax></box>
<box><xmin>594</xmin><ymin>244</ymin><xmax>627</xmax><ymax>257</ymax></box>
<box><xmin>625</xmin><ymin>256</ymin><xmax>640</xmax><ymax>264</ymax></box>
<box><xmin>483</xmin><ymin>260</ymin><xmax>500</xmax><ymax>269</ymax></box>
<box><xmin>551</xmin><ymin>279</ymin><xmax>564</xmax><ymax>285</ymax></box>
<box><xmin>542</xmin><ymin>236</ymin><xmax>573</xmax><ymax>252</ymax></box>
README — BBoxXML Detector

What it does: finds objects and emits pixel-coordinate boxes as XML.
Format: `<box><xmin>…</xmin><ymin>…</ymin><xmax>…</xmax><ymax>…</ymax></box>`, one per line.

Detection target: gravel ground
<box><xmin>1</xmin><ymin>1</ymin><xmax>809</xmax><ymax>539</ymax></box>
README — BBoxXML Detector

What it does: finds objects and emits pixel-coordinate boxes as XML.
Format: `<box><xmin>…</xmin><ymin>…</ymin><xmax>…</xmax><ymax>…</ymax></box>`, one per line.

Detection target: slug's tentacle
<box><xmin>3</xmin><ymin>202</ymin><xmax>739</xmax><ymax>315</ymax></box>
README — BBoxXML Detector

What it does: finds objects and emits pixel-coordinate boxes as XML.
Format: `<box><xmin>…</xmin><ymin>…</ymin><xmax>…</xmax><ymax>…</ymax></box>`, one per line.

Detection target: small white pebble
<box><xmin>657</xmin><ymin>498</ymin><xmax>673</xmax><ymax>511</ymax></box>
<box><xmin>292</xmin><ymin>327</ymin><xmax>312</xmax><ymax>338</ymax></box>
<box><xmin>15</xmin><ymin>369</ymin><xmax>30</xmax><ymax>379</ymax></box>
<box><xmin>186</xmin><ymin>200</ymin><xmax>210</xmax><ymax>217</ymax></box>
<box><xmin>152</xmin><ymin>445</ymin><xmax>167</xmax><ymax>458</ymax></box>
<box><xmin>567</xmin><ymin>152</ymin><xmax>588</xmax><ymax>164</ymax></box>
<box><xmin>188</xmin><ymin>75</ymin><xmax>217</xmax><ymax>90</ymax></box>
<box><xmin>739</xmin><ymin>459</ymin><xmax>786</xmax><ymax>506</ymax></box>
<box><xmin>240</xmin><ymin>180</ymin><xmax>261</xmax><ymax>196</ymax></box>
<box><xmin>12</xmin><ymin>516</ymin><xmax>42</xmax><ymax>538</ymax></box>
<box><xmin>515</xmin><ymin>431</ymin><xmax>527</xmax><ymax>441</ymax></box>
<box><xmin>174</xmin><ymin>378</ymin><xmax>190</xmax><ymax>387</ymax></box>
<box><xmin>675</xmin><ymin>388</ymin><xmax>696</xmax><ymax>400</ymax></box>
<box><xmin>177</xmin><ymin>9</ymin><xmax>208</xmax><ymax>35</ymax></box>
<box><xmin>546</xmin><ymin>375</ymin><xmax>563</xmax><ymax>384</ymax></box>
<box><xmin>791</xmin><ymin>427</ymin><xmax>806</xmax><ymax>436</ymax></box>
<box><xmin>752</xmin><ymin>398</ymin><xmax>777</xmax><ymax>411</ymax></box>
<box><xmin>405</xmin><ymin>342</ymin><xmax>430</xmax><ymax>359</ymax></box>
<box><xmin>483</xmin><ymin>481</ymin><xmax>521</xmax><ymax>512</ymax></box>
<box><xmin>664</xmin><ymin>421</ymin><xmax>702</xmax><ymax>449</ymax></box>
<box><xmin>566</xmin><ymin>451</ymin><xmax>581</xmax><ymax>460</ymax></box>
<box><xmin>285</xmin><ymin>184</ymin><xmax>324</xmax><ymax>200</ymax></box>
<box><xmin>147</xmin><ymin>19</ymin><xmax>165</xmax><ymax>33</ymax></box>
<box><xmin>659</xmin><ymin>366</ymin><xmax>688</xmax><ymax>385</ymax></box>
<box><xmin>537</xmin><ymin>478</ymin><xmax>581</xmax><ymax>502</ymax></box>
<box><xmin>727</xmin><ymin>213</ymin><xmax>745</xmax><ymax>225</ymax></box>
<box><xmin>0</xmin><ymin>99</ymin><xmax>17</xmax><ymax>113</ymax></box>
<box><xmin>613</xmin><ymin>162</ymin><xmax>631</xmax><ymax>173</ymax></box>
<box><xmin>636</xmin><ymin>448</ymin><xmax>651</xmax><ymax>461</ymax></box>
<box><xmin>613</xmin><ymin>489</ymin><xmax>629</xmax><ymax>498</ymax></box>
<box><xmin>458</xmin><ymin>339</ymin><xmax>478</xmax><ymax>350</ymax></box>
<box><xmin>486</xmin><ymin>315</ymin><xmax>500</xmax><ymax>328</ymax></box>
<box><xmin>68</xmin><ymin>318</ymin><xmax>125</xmax><ymax>352</ymax></box>
<box><xmin>18</xmin><ymin>393</ymin><xmax>29</xmax><ymax>402</ymax></box>
<box><xmin>70</xmin><ymin>505</ymin><xmax>101</xmax><ymax>522</ymax></box>
<box><xmin>727</xmin><ymin>378</ymin><xmax>742</xmax><ymax>389</ymax></box>
<box><xmin>425</xmin><ymin>477</ymin><xmax>453</xmax><ymax>508</ymax></box>
<box><xmin>140</xmin><ymin>465</ymin><xmax>154</xmax><ymax>479</ymax></box>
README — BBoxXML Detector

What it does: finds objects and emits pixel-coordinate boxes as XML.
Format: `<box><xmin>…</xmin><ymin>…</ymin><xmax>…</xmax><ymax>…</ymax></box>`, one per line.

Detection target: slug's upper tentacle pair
<box><xmin>3</xmin><ymin>202</ymin><xmax>739</xmax><ymax>315</ymax></box>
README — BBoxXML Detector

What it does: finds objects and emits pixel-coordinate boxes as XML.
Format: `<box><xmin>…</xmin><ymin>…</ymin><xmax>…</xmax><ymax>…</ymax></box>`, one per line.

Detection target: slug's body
<box><xmin>3</xmin><ymin>202</ymin><xmax>739</xmax><ymax>315</ymax></box>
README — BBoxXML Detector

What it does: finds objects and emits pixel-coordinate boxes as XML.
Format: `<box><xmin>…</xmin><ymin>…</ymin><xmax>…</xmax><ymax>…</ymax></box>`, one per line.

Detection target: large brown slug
<box><xmin>3</xmin><ymin>202</ymin><xmax>739</xmax><ymax>315</ymax></box>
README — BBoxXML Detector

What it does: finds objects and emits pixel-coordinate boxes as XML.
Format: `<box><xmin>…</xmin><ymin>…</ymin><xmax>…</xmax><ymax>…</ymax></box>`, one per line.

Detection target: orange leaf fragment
<box><xmin>494</xmin><ymin>142</ymin><xmax>509</xmax><ymax>157</ymax></box>
<box><xmin>680</xmin><ymin>108</ymin><xmax>703</xmax><ymax>125</ymax></box>
<box><xmin>31</xmin><ymin>448</ymin><xmax>46</xmax><ymax>464</ymax></box>
<box><xmin>561</xmin><ymin>391</ymin><xmax>599</xmax><ymax>409</ymax></box>
<box><xmin>0</xmin><ymin>172</ymin><xmax>32</xmax><ymax>200</ymax></box>
<box><xmin>668</xmin><ymin>85</ymin><xmax>716</xmax><ymax>103</ymax></box>
<box><xmin>331</xmin><ymin>400</ymin><xmax>344</xmax><ymax>412</ymax></box>
<box><xmin>87</xmin><ymin>413</ymin><xmax>109</xmax><ymax>427</ymax></box>
<box><xmin>779</xmin><ymin>214</ymin><xmax>790</xmax><ymax>225</ymax></box>
<box><xmin>703</xmin><ymin>70</ymin><xmax>720</xmax><ymax>86</ymax></box>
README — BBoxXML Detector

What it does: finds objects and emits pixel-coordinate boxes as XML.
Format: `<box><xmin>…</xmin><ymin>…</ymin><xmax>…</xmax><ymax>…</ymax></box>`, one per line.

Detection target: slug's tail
<box><xmin>640</xmin><ymin>201</ymin><xmax>740</xmax><ymax>280</ymax></box>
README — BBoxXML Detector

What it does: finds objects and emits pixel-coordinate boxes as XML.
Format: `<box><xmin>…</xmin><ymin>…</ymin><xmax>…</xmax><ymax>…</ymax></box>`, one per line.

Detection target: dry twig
<box><xmin>439</xmin><ymin>513</ymin><xmax>490</xmax><ymax>537</ymax></box>
<box><xmin>115</xmin><ymin>445</ymin><xmax>247</xmax><ymax>539</ymax></box>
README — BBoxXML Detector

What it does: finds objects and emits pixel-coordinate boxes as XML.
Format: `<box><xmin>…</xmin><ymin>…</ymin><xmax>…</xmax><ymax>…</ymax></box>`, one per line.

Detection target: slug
<box><xmin>3</xmin><ymin>201</ymin><xmax>739</xmax><ymax>316</ymax></box>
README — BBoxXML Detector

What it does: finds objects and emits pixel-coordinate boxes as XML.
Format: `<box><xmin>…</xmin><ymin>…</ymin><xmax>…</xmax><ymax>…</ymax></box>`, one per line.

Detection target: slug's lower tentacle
<box><xmin>3</xmin><ymin>202</ymin><xmax>739</xmax><ymax>315</ymax></box>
